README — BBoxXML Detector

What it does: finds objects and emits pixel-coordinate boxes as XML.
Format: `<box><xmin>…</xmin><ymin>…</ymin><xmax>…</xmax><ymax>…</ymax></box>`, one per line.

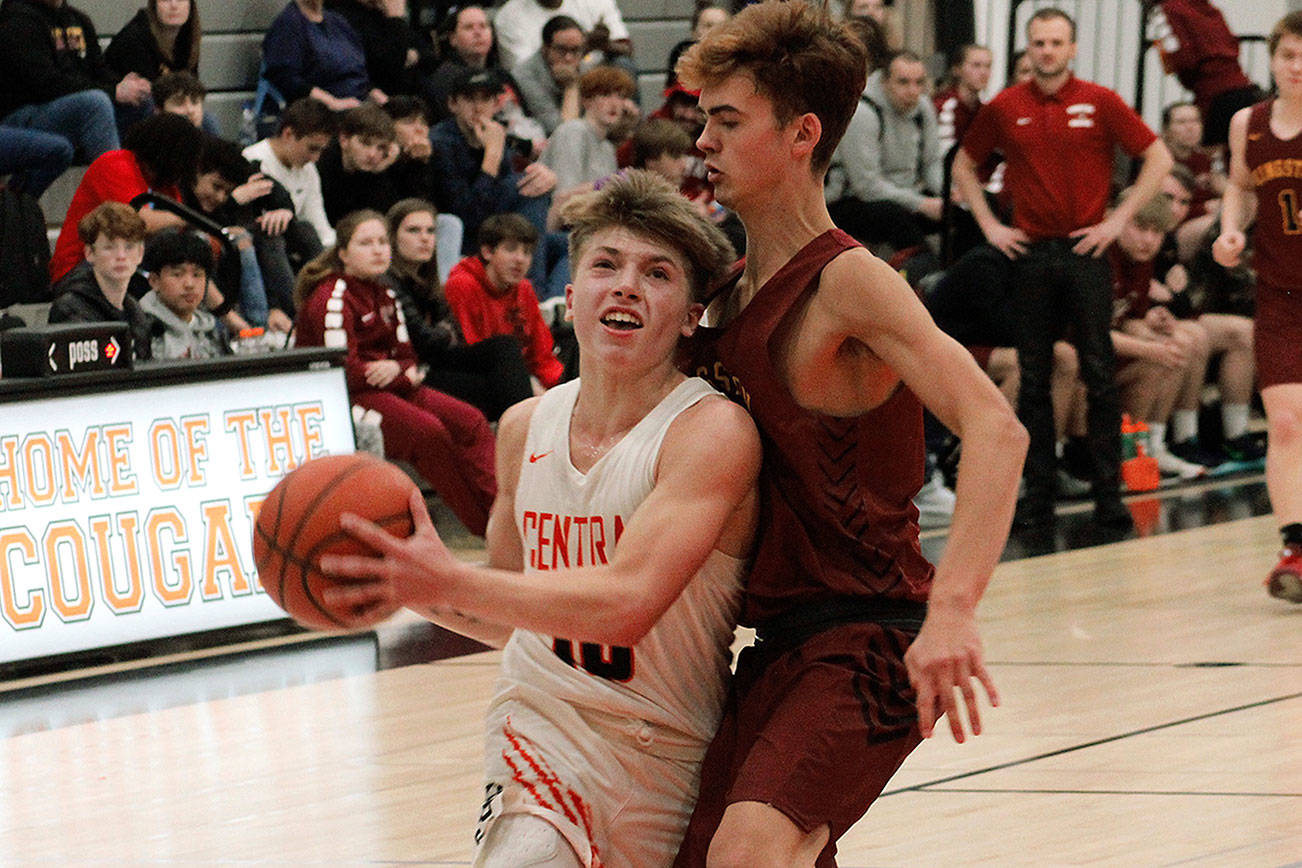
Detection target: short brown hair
<box><xmin>1270</xmin><ymin>11</ymin><xmax>1302</xmax><ymax>56</ymax></box>
<box><xmin>1027</xmin><ymin>8</ymin><xmax>1076</xmax><ymax>42</ymax></box>
<box><xmin>676</xmin><ymin>0</ymin><xmax>868</xmax><ymax>174</ymax></box>
<box><xmin>561</xmin><ymin>169</ymin><xmax>735</xmax><ymax>303</ymax></box>
<box><xmin>78</xmin><ymin>201</ymin><xmax>147</xmax><ymax>245</ymax></box>
<box><xmin>579</xmin><ymin>65</ymin><xmax>636</xmax><ymax>101</ymax></box>
<box><xmin>630</xmin><ymin>118</ymin><xmax>693</xmax><ymax>167</ymax></box>
<box><xmin>478</xmin><ymin>212</ymin><xmax>539</xmax><ymax>252</ymax></box>
<box><xmin>1118</xmin><ymin>189</ymin><xmax>1175</xmax><ymax>233</ymax></box>
<box><xmin>338</xmin><ymin>104</ymin><xmax>396</xmax><ymax>142</ymax></box>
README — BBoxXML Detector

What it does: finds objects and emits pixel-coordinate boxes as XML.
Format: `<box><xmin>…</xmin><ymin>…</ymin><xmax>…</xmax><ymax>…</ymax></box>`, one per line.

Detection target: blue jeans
<box><xmin>0</xmin><ymin>125</ymin><xmax>74</xmax><ymax>197</ymax></box>
<box><xmin>2</xmin><ymin>90</ymin><xmax>119</xmax><ymax>162</ymax></box>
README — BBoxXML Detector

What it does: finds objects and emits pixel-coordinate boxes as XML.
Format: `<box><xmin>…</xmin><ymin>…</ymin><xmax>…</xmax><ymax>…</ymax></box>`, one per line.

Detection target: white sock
<box><xmin>1172</xmin><ymin>409</ymin><xmax>1199</xmax><ymax>444</ymax></box>
<box><xmin>1222</xmin><ymin>403</ymin><xmax>1250</xmax><ymax>440</ymax></box>
<box><xmin>1148</xmin><ymin>421</ymin><xmax>1168</xmax><ymax>454</ymax></box>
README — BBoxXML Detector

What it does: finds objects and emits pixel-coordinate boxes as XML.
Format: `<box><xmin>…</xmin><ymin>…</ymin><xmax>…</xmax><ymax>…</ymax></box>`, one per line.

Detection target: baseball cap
<box><xmin>449</xmin><ymin>67</ymin><xmax>505</xmax><ymax>98</ymax></box>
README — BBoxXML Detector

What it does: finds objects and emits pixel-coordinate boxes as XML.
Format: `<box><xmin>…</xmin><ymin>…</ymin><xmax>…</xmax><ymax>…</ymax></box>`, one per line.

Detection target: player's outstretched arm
<box><xmin>324</xmin><ymin>393</ymin><xmax>760</xmax><ymax>647</ymax></box>
<box><xmin>819</xmin><ymin>250</ymin><xmax>1028</xmax><ymax>741</ymax></box>
<box><xmin>1213</xmin><ymin>108</ymin><xmax>1253</xmax><ymax>268</ymax></box>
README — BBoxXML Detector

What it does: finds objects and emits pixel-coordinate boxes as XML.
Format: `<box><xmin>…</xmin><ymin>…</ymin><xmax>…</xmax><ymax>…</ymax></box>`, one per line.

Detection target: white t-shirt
<box><xmin>493</xmin><ymin>0</ymin><xmax>630</xmax><ymax>70</ymax></box>
<box><xmin>242</xmin><ymin>138</ymin><xmax>335</xmax><ymax>247</ymax></box>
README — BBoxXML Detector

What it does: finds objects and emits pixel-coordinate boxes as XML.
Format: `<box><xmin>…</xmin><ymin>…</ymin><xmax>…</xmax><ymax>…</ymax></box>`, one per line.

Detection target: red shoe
<box><xmin>1267</xmin><ymin>547</ymin><xmax>1302</xmax><ymax>603</ymax></box>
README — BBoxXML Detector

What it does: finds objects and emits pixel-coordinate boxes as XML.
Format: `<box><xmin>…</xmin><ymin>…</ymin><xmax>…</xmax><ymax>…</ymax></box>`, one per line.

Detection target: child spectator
<box><xmin>242</xmin><ymin>97</ymin><xmax>338</xmax><ymax>249</ymax></box>
<box><xmin>139</xmin><ymin>228</ymin><xmax>228</xmax><ymax>359</ymax></box>
<box><xmin>385</xmin><ymin>198</ymin><xmax>533</xmax><ymax>420</ymax></box>
<box><xmin>317</xmin><ymin>103</ymin><xmax>401</xmax><ymax>224</ymax></box>
<box><xmin>49</xmin><ymin>112</ymin><xmax>202</xmax><ymax>284</ymax></box>
<box><xmin>152</xmin><ymin>71</ymin><xmax>208</xmax><ymax>129</ymax></box>
<box><xmin>48</xmin><ymin>201</ymin><xmax>153</xmax><ymax>360</ymax></box>
<box><xmin>541</xmin><ymin>65</ymin><xmax>635</xmax><ymax>199</ymax></box>
<box><xmin>444</xmin><ymin>213</ymin><xmax>564</xmax><ymax>390</ymax></box>
<box><xmin>1110</xmin><ymin>192</ymin><xmax>1216</xmax><ymax>479</ymax></box>
<box><xmin>294</xmin><ymin>209</ymin><xmax>497</xmax><ymax>535</ymax></box>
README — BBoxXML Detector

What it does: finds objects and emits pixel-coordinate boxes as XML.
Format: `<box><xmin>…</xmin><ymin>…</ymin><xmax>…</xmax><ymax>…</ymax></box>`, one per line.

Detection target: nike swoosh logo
<box><xmin>529</xmin><ymin>451</ymin><xmax>552</xmax><ymax>463</ymax></box>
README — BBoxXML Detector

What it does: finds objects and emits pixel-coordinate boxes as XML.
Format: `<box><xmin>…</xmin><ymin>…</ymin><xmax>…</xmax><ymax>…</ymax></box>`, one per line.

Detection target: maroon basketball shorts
<box><xmin>674</xmin><ymin>619</ymin><xmax>921</xmax><ymax>867</ymax></box>
<box><xmin>1254</xmin><ymin>280</ymin><xmax>1302</xmax><ymax>388</ymax></box>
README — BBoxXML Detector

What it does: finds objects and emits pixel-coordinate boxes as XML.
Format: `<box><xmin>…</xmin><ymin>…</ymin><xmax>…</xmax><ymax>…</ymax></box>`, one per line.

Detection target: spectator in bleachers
<box><xmin>1160</xmin><ymin>101</ymin><xmax>1224</xmax><ymax>261</ymax></box>
<box><xmin>953</xmin><ymin>7</ymin><xmax>1173</xmax><ymax>531</ymax></box>
<box><xmin>263</xmin><ymin>0</ymin><xmax>387</xmax><ymax>112</ymax></box>
<box><xmin>1149</xmin><ymin>0</ymin><xmax>1263</xmax><ymax>150</ymax></box>
<box><xmin>385</xmin><ymin>197</ymin><xmax>533</xmax><ymax>419</ymax></box>
<box><xmin>243</xmin><ymin>97</ymin><xmax>338</xmax><ymax>250</ymax></box>
<box><xmin>512</xmin><ymin>15</ymin><xmax>585</xmax><ymax>137</ymax></box>
<box><xmin>381</xmin><ymin>96</ymin><xmax>465</xmax><ymax>280</ymax></box>
<box><xmin>664</xmin><ymin>2</ymin><xmax>729</xmax><ymax>90</ymax></box>
<box><xmin>294</xmin><ymin>208</ymin><xmax>497</xmax><ymax>536</ymax></box>
<box><xmin>104</xmin><ymin>0</ymin><xmax>202</xmax><ymax>136</ymax></box>
<box><xmin>842</xmin><ymin>0</ymin><xmax>898</xmax><ymax>49</ymax></box>
<box><xmin>430</xmin><ymin>68</ymin><xmax>556</xmax><ymax>259</ymax></box>
<box><xmin>152</xmin><ymin>71</ymin><xmax>206</xmax><ymax>128</ymax></box>
<box><xmin>48</xmin><ymin>201</ymin><xmax>153</xmax><ymax>359</ymax></box>
<box><xmin>326</xmin><ymin>0</ymin><xmax>435</xmax><ymax>98</ymax></box>
<box><xmin>493</xmin><ymin>0</ymin><xmax>630</xmax><ymax>73</ymax></box>
<box><xmin>933</xmin><ymin>44</ymin><xmax>992</xmax><ymax>155</ymax></box>
<box><xmin>49</xmin><ymin>111</ymin><xmax>202</xmax><ymax>284</ymax></box>
<box><xmin>1109</xmin><ymin>191</ymin><xmax>1215</xmax><ymax>479</ymax></box>
<box><xmin>184</xmin><ymin>136</ymin><xmax>288</xmax><ymax>331</ymax></box>
<box><xmin>139</xmin><ymin>228</ymin><xmax>229</xmax><ymax>359</ymax></box>
<box><xmin>541</xmin><ymin>66</ymin><xmax>634</xmax><ymax>200</ymax></box>
<box><xmin>825</xmin><ymin>50</ymin><xmax>944</xmax><ymax>272</ymax></box>
<box><xmin>444</xmin><ymin>212</ymin><xmax>564</xmax><ymax>391</ymax></box>
<box><xmin>317</xmin><ymin>103</ymin><xmax>402</xmax><ymax>224</ymax></box>
<box><xmin>0</xmin><ymin>125</ymin><xmax>73</xmax><ymax>198</ymax></box>
<box><xmin>0</xmin><ymin>0</ymin><xmax>152</xmax><ymax>163</ymax></box>
<box><xmin>424</xmin><ymin>4</ymin><xmax>500</xmax><ymax>122</ymax></box>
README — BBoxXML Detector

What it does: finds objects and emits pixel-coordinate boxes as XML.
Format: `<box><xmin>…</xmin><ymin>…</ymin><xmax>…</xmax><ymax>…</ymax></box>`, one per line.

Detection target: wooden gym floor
<box><xmin>1</xmin><ymin>474</ymin><xmax>1299</xmax><ymax>866</ymax></box>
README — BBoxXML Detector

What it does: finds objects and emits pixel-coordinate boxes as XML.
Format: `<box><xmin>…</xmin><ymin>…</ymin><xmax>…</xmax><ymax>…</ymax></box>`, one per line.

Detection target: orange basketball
<box><xmin>252</xmin><ymin>452</ymin><xmax>417</xmax><ymax>630</ymax></box>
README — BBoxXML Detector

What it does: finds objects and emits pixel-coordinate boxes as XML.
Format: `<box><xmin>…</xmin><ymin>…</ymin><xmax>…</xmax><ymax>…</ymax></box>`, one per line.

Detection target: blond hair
<box><xmin>561</xmin><ymin>170</ymin><xmax>735</xmax><ymax>303</ymax></box>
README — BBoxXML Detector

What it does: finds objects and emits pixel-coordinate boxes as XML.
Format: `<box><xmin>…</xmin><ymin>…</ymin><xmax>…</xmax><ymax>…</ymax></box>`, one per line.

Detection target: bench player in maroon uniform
<box><xmin>670</xmin><ymin>3</ymin><xmax>1028</xmax><ymax>865</ymax></box>
<box><xmin>1214</xmin><ymin>11</ymin><xmax>1302</xmax><ymax>604</ymax></box>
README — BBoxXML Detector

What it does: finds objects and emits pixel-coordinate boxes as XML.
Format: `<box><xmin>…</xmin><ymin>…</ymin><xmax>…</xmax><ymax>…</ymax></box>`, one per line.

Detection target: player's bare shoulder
<box><xmin>661</xmin><ymin>386</ymin><xmax>761</xmax><ymax>478</ymax></box>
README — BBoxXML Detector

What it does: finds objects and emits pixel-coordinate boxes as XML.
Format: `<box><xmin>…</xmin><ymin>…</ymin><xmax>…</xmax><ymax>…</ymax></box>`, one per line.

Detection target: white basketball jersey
<box><xmin>497</xmin><ymin>377</ymin><xmax>745</xmax><ymax>744</ymax></box>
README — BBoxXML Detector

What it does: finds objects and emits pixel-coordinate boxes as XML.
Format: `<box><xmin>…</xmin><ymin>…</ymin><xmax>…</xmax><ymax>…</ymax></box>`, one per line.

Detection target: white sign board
<box><xmin>0</xmin><ymin>366</ymin><xmax>355</xmax><ymax>665</ymax></box>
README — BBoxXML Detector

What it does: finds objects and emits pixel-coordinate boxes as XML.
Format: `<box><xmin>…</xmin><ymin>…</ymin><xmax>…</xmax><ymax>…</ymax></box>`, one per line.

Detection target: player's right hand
<box><xmin>1212</xmin><ymin>230</ymin><xmax>1245</xmax><ymax>267</ymax></box>
<box><xmin>984</xmin><ymin>223</ymin><xmax>1030</xmax><ymax>260</ymax></box>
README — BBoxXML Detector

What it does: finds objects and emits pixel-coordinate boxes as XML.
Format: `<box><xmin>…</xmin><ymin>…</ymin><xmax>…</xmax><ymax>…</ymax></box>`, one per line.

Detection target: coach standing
<box><xmin>952</xmin><ymin>6</ymin><xmax>1172</xmax><ymax>531</ymax></box>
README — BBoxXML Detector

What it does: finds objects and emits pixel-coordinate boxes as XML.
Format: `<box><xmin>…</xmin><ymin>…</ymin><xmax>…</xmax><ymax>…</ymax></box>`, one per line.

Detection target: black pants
<box><xmin>1013</xmin><ymin>239</ymin><xmax>1121</xmax><ymax>502</ymax></box>
<box><xmin>425</xmin><ymin>334</ymin><xmax>534</xmax><ymax>422</ymax></box>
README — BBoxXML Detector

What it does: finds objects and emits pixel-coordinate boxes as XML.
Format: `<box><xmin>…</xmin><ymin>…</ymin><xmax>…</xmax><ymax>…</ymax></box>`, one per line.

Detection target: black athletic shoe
<box><xmin>1222</xmin><ymin>434</ymin><xmax>1267</xmax><ymax>463</ymax></box>
<box><xmin>1013</xmin><ymin>497</ymin><xmax>1056</xmax><ymax>530</ymax></box>
<box><xmin>1092</xmin><ymin>495</ymin><xmax>1134</xmax><ymax>532</ymax></box>
<box><xmin>1169</xmin><ymin>438</ymin><xmax>1224</xmax><ymax>470</ymax></box>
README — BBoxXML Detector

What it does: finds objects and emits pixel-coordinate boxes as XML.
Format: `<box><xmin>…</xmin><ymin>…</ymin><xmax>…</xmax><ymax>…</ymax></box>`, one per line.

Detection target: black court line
<box><xmin>882</xmin><ymin>691</ymin><xmax>1302</xmax><ymax>796</ymax></box>
<box><xmin>912</xmin><ymin>787</ymin><xmax>1302</xmax><ymax>797</ymax></box>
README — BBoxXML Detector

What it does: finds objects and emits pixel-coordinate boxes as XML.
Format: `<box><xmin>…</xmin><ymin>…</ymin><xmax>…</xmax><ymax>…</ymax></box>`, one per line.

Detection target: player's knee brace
<box><xmin>476</xmin><ymin>813</ymin><xmax>583</xmax><ymax>868</ymax></box>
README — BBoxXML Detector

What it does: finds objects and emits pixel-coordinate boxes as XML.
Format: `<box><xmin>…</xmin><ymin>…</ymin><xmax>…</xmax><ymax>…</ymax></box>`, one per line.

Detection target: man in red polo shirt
<box><xmin>952</xmin><ymin>6</ymin><xmax>1172</xmax><ymax>530</ymax></box>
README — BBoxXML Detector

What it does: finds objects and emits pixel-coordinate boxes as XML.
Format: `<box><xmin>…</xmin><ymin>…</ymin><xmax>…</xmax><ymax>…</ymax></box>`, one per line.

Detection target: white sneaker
<box><xmin>914</xmin><ymin>471</ymin><xmax>957</xmax><ymax>528</ymax></box>
<box><xmin>1154</xmin><ymin>448</ymin><xmax>1207</xmax><ymax>480</ymax></box>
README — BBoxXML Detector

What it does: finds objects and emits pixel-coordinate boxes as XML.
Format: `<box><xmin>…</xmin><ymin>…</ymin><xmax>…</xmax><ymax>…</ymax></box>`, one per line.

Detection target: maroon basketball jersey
<box><xmin>1246</xmin><ymin>100</ymin><xmax>1302</xmax><ymax>289</ymax></box>
<box><xmin>685</xmin><ymin>229</ymin><xmax>933</xmax><ymax>627</ymax></box>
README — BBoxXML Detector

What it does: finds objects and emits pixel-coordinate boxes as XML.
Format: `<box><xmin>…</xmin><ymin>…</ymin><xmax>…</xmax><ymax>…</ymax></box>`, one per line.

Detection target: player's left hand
<box><xmin>904</xmin><ymin>602</ymin><xmax>999</xmax><ymax>743</ymax></box>
<box><xmin>321</xmin><ymin>488</ymin><xmax>456</xmax><ymax>612</ymax></box>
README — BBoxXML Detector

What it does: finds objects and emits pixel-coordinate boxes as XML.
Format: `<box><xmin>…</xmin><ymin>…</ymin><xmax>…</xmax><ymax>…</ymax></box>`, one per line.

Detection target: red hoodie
<box><xmin>444</xmin><ymin>256</ymin><xmax>564</xmax><ymax>388</ymax></box>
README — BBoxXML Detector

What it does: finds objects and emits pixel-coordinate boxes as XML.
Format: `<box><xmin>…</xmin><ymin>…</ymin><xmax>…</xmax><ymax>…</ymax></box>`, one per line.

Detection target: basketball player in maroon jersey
<box><xmin>670</xmin><ymin>3</ymin><xmax>1028</xmax><ymax>865</ymax></box>
<box><xmin>1213</xmin><ymin>11</ymin><xmax>1302</xmax><ymax>604</ymax></box>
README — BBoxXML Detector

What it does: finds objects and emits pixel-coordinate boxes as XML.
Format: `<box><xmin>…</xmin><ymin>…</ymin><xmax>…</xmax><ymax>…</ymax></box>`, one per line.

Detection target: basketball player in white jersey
<box><xmin>322</xmin><ymin>170</ymin><xmax>760</xmax><ymax>867</ymax></box>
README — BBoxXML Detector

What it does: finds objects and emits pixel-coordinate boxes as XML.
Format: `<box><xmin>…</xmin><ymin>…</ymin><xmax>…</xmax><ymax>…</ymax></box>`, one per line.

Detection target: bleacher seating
<box><xmin>39</xmin><ymin>0</ymin><xmax>695</xmax><ymax>226</ymax></box>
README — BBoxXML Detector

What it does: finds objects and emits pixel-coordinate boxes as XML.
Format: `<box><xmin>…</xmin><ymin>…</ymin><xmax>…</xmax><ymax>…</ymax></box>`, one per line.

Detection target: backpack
<box><xmin>0</xmin><ymin>185</ymin><xmax>52</xmax><ymax>308</ymax></box>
